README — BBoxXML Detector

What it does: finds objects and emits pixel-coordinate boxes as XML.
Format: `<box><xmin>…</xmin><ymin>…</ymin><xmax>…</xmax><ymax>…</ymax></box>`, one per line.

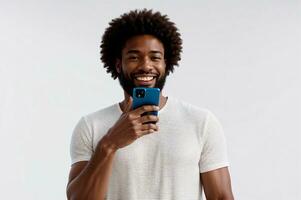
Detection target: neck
<box><xmin>120</xmin><ymin>90</ymin><xmax>167</xmax><ymax>112</ymax></box>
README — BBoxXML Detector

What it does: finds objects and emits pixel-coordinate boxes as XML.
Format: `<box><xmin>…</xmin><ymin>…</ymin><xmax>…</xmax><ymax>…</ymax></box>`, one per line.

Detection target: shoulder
<box><xmin>167</xmin><ymin>97</ymin><xmax>224</xmax><ymax>130</ymax></box>
<box><xmin>168</xmin><ymin>96</ymin><xmax>211</xmax><ymax>121</ymax></box>
<box><xmin>166</xmin><ymin>97</ymin><xmax>224</xmax><ymax>138</ymax></box>
<box><xmin>81</xmin><ymin>103</ymin><xmax>121</xmax><ymax>127</ymax></box>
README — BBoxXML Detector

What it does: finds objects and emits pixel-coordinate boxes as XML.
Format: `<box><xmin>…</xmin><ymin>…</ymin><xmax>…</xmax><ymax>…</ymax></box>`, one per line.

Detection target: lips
<box><xmin>135</xmin><ymin>76</ymin><xmax>155</xmax><ymax>81</ymax></box>
<box><xmin>133</xmin><ymin>73</ymin><xmax>158</xmax><ymax>86</ymax></box>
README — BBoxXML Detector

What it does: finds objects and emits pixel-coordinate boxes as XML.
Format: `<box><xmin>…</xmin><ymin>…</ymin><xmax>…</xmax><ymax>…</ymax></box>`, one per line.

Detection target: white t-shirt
<box><xmin>70</xmin><ymin>96</ymin><xmax>229</xmax><ymax>200</ymax></box>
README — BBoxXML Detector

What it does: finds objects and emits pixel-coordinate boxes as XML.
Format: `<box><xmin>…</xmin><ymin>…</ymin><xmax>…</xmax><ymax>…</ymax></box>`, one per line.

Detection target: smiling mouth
<box><xmin>133</xmin><ymin>74</ymin><xmax>158</xmax><ymax>85</ymax></box>
<box><xmin>135</xmin><ymin>76</ymin><xmax>155</xmax><ymax>81</ymax></box>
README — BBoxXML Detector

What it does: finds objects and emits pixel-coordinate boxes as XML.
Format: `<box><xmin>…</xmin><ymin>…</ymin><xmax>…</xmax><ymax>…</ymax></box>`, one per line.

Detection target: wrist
<box><xmin>98</xmin><ymin>134</ymin><xmax>117</xmax><ymax>155</ymax></box>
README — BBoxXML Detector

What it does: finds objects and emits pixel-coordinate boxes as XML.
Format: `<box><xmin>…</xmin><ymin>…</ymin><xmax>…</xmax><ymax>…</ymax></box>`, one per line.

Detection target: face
<box><xmin>116</xmin><ymin>35</ymin><xmax>167</xmax><ymax>96</ymax></box>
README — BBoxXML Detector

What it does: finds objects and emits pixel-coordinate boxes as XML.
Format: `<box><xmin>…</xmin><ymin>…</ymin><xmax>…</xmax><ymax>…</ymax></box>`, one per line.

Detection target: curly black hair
<box><xmin>100</xmin><ymin>9</ymin><xmax>183</xmax><ymax>79</ymax></box>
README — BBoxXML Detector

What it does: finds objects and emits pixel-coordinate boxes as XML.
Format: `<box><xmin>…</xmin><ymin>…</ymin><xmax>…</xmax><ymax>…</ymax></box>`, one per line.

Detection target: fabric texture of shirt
<box><xmin>70</xmin><ymin>96</ymin><xmax>229</xmax><ymax>200</ymax></box>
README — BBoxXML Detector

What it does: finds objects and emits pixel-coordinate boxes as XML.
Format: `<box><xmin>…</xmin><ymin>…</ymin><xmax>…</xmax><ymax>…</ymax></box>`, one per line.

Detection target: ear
<box><xmin>115</xmin><ymin>59</ymin><xmax>121</xmax><ymax>74</ymax></box>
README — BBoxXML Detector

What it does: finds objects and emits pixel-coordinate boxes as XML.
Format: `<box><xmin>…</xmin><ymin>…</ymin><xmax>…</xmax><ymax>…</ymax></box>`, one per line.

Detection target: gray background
<box><xmin>0</xmin><ymin>0</ymin><xmax>300</xmax><ymax>199</ymax></box>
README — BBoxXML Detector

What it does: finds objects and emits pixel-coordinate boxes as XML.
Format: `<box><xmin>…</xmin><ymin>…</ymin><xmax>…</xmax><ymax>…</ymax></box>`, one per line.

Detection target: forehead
<box><xmin>122</xmin><ymin>35</ymin><xmax>164</xmax><ymax>54</ymax></box>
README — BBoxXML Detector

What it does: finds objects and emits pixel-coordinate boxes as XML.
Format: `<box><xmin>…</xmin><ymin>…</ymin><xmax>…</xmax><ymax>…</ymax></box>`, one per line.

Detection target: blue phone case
<box><xmin>132</xmin><ymin>87</ymin><xmax>160</xmax><ymax>116</ymax></box>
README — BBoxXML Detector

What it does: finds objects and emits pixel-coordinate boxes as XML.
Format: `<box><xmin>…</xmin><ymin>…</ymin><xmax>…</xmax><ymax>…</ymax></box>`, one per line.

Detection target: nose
<box><xmin>139</xmin><ymin>57</ymin><xmax>153</xmax><ymax>71</ymax></box>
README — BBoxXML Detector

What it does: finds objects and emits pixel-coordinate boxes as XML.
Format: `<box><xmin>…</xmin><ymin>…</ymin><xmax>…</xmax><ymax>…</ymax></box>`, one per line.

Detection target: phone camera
<box><xmin>135</xmin><ymin>89</ymin><xmax>145</xmax><ymax>98</ymax></box>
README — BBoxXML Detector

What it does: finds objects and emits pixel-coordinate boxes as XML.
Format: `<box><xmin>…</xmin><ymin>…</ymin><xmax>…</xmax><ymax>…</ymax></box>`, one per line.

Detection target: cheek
<box><xmin>159</xmin><ymin>63</ymin><xmax>166</xmax><ymax>75</ymax></box>
<box><xmin>121</xmin><ymin>65</ymin><xmax>136</xmax><ymax>78</ymax></box>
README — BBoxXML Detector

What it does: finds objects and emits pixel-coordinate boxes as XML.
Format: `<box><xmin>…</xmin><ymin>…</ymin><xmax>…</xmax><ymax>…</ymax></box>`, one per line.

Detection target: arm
<box><xmin>66</xmin><ymin>136</ymin><xmax>116</xmax><ymax>200</ymax></box>
<box><xmin>66</xmin><ymin>98</ymin><xmax>159</xmax><ymax>200</ymax></box>
<box><xmin>200</xmin><ymin>167</ymin><xmax>234</xmax><ymax>200</ymax></box>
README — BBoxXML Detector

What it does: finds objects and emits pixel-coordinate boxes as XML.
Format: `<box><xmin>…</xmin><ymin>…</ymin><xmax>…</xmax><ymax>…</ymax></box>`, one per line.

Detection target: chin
<box><xmin>134</xmin><ymin>82</ymin><xmax>155</xmax><ymax>87</ymax></box>
<box><xmin>135</xmin><ymin>84</ymin><xmax>155</xmax><ymax>88</ymax></box>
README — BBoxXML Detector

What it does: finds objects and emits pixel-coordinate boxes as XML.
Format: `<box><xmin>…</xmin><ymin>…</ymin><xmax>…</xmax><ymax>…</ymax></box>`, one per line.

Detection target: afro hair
<box><xmin>100</xmin><ymin>9</ymin><xmax>183</xmax><ymax>79</ymax></box>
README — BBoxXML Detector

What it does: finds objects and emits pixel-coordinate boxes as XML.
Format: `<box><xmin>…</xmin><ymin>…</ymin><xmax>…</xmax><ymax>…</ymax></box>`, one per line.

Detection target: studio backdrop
<box><xmin>0</xmin><ymin>0</ymin><xmax>300</xmax><ymax>199</ymax></box>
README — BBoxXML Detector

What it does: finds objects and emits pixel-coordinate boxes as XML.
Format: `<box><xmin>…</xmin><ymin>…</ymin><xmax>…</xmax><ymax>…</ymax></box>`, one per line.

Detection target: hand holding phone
<box><xmin>103</xmin><ymin>94</ymin><xmax>159</xmax><ymax>151</ymax></box>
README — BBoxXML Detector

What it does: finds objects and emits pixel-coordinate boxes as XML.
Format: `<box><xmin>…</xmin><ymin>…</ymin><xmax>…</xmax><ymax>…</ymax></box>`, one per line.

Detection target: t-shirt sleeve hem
<box><xmin>71</xmin><ymin>156</ymin><xmax>91</xmax><ymax>166</ymax></box>
<box><xmin>200</xmin><ymin>162</ymin><xmax>230</xmax><ymax>173</ymax></box>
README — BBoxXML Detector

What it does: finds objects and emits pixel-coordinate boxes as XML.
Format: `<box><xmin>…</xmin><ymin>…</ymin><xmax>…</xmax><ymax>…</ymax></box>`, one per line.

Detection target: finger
<box><xmin>140</xmin><ymin>123</ymin><xmax>158</xmax><ymax>132</ymax></box>
<box><xmin>123</xmin><ymin>97</ymin><xmax>133</xmax><ymax>113</ymax></box>
<box><xmin>135</xmin><ymin>105</ymin><xmax>159</xmax><ymax>116</ymax></box>
<box><xmin>136</xmin><ymin>129</ymin><xmax>157</xmax><ymax>137</ymax></box>
<box><xmin>139</xmin><ymin>115</ymin><xmax>159</xmax><ymax>124</ymax></box>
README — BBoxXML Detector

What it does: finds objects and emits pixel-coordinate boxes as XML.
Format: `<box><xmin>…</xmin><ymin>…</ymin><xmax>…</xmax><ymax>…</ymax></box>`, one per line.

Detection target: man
<box><xmin>67</xmin><ymin>9</ymin><xmax>234</xmax><ymax>200</ymax></box>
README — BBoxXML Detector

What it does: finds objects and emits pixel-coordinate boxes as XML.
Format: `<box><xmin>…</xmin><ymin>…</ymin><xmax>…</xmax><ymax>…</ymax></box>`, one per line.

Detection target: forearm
<box><xmin>205</xmin><ymin>191</ymin><xmax>234</xmax><ymax>200</ymax></box>
<box><xmin>206</xmin><ymin>197</ymin><xmax>234</xmax><ymax>200</ymax></box>
<box><xmin>67</xmin><ymin>137</ymin><xmax>116</xmax><ymax>200</ymax></box>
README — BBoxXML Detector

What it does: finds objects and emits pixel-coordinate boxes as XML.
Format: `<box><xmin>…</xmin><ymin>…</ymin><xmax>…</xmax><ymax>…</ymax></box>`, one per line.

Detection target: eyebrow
<box><xmin>126</xmin><ymin>50</ymin><xmax>163</xmax><ymax>55</ymax></box>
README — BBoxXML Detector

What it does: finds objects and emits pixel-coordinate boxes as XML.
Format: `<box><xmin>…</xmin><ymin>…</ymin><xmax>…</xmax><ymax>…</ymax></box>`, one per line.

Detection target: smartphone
<box><xmin>132</xmin><ymin>87</ymin><xmax>160</xmax><ymax>117</ymax></box>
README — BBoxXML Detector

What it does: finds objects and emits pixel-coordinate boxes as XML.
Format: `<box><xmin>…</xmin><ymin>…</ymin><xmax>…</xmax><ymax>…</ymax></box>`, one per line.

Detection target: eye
<box><xmin>128</xmin><ymin>56</ymin><xmax>139</xmax><ymax>61</ymax></box>
<box><xmin>151</xmin><ymin>56</ymin><xmax>162</xmax><ymax>61</ymax></box>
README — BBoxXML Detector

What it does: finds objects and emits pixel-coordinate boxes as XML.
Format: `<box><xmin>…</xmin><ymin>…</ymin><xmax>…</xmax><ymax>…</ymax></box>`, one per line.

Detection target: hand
<box><xmin>103</xmin><ymin>97</ymin><xmax>159</xmax><ymax>150</ymax></box>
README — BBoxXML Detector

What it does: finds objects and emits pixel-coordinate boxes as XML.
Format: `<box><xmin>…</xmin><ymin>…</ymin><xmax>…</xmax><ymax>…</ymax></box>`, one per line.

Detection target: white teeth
<box><xmin>136</xmin><ymin>77</ymin><xmax>154</xmax><ymax>81</ymax></box>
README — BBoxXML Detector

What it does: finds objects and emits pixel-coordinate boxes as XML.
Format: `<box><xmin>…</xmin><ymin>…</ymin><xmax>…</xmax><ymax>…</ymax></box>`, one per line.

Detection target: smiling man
<box><xmin>66</xmin><ymin>9</ymin><xmax>234</xmax><ymax>200</ymax></box>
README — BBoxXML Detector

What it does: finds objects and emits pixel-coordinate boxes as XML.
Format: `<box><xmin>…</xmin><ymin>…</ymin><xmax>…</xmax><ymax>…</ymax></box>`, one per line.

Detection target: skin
<box><xmin>66</xmin><ymin>35</ymin><xmax>234</xmax><ymax>200</ymax></box>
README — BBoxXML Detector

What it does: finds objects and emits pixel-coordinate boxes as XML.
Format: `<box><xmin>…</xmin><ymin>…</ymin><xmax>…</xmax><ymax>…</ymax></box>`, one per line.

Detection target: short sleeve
<box><xmin>199</xmin><ymin>111</ymin><xmax>229</xmax><ymax>173</ymax></box>
<box><xmin>70</xmin><ymin>117</ymin><xmax>93</xmax><ymax>165</ymax></box>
